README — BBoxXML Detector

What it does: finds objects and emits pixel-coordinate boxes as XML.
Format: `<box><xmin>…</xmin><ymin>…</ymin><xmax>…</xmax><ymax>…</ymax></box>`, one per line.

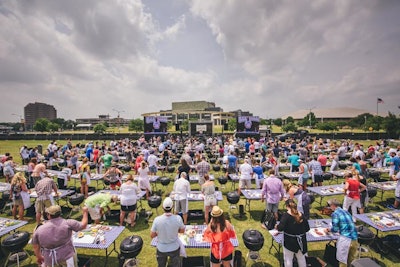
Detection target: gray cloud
<box><xmin>1</xmin><ymin>0</ymin><xmax>399</xmax><ymax>122</ymax></box>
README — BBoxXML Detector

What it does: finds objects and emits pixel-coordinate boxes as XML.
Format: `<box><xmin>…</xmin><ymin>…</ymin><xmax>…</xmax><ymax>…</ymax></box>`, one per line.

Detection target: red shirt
<box><xmin>203</xmin><ymin>225</ymin><xmax>236</xmax><ymax>260</ymax></box>
<box><xmin>346</xmin><ymin>178</ymin><xmax>361</xmax><ymax>199</ymax></box>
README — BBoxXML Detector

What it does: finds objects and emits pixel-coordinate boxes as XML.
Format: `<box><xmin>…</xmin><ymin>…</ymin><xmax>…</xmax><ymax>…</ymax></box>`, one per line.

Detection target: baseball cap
<box><xmin>163</xmin><ymin>197</ymin><xmax>173</xmax><ymax>210</ymax></box>
<box><xmin>45</xmin><ymin>205</ymin><xmax>61</xmax><ymax>215</ymax></box>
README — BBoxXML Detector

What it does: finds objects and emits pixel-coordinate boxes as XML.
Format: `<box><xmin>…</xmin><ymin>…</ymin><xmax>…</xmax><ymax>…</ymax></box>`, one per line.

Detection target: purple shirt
<box><xmin>32</xmin><ymin>217</ymin><xmax>83</xmax><ymax>266</ymax></box>
<box><xmin>261</xmin><ymin>175</ymin><xmax>285</xmax><ymax>204</ymax></box>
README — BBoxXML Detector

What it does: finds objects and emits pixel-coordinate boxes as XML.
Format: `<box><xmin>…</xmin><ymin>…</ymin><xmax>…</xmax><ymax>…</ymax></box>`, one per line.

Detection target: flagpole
<box><xmin>376</xmin><ymin>99</ymin><xmax>378</xmax><ymax>116</ymax></box>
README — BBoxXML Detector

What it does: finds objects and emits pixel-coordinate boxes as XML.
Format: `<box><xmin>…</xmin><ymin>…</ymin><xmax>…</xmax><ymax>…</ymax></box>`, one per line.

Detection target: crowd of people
<box><xmin>0</xmin><ymin>134</ymin><xmax>399</xmax><ymax>267</ymax></box>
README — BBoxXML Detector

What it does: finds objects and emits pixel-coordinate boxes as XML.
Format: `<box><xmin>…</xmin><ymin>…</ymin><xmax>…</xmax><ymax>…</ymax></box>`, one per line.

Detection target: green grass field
<box><xmin>0</xmin><ymin>140</ymin><xmax>398</xmax><ymax>267</ymax></box>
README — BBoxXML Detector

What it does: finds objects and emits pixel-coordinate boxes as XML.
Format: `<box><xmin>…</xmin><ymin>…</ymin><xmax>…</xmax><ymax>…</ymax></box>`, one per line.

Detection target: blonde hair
<box><xmin>126</xmin><ymin>174</ymin><xmax>134</xmax><ymax>181</ymax></box>
<box><xmin>141</xmin><ymin>161</ymin><xmax>147</xmax><ymax>169</ymax></box>
<box><xmin>283</xmin><ymin>179</ymin><xmax>292</xmax><ymax>192</ymax></box>
<box><xmin>11</xmin><ymin>172</ymin><xmax>26</xmax><ymax>186</ymax></box>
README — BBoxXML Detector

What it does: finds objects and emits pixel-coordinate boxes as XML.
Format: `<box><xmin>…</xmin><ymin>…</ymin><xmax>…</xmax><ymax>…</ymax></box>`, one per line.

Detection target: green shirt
<box><xmin>102</xmin><ymin>154</ymin><xmax>113</xmax><ymax>168</ymax></box>
<box><xmin>84</xmin><ymin>194</ymin><xmax>112</xmax><ymax>209</ymax></box>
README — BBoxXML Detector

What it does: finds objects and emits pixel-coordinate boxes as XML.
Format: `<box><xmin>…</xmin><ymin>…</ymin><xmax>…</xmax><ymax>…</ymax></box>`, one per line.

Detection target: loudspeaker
<box><xmin>223</xmin><ymin>124</ymin><xmax>228</xmax><ymax>131</ymax></box>
<box><xmin>239</xmin><ymin>204</ymin><xmax>245</xmax><ymax>218</ymax></box>
<box><xmin>175</xmin><ymin>124</ymin><xmax>180</xmax><ymax>131</ymax></box>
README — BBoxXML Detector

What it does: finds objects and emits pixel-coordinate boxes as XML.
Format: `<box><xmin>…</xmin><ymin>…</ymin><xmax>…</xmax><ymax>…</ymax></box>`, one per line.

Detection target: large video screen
<box><xmin>236</xmin><ymin>116</ymin><xmax>260</xmax><ymax>133</ymax></box>
<box><xmin>144</xmin><ymin>116</ymin><xmax>168</xmax><ymax>134</ymax></box>
<box><xmin>189</xmin><ymin>122</ymin><xmax>213</xmax><ymax>136</ymax></box>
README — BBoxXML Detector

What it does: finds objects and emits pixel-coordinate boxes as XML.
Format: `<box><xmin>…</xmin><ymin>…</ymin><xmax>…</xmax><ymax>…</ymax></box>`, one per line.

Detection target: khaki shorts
<box><xmin>239</xmin><ymin>179</ymin><xmax>251</xmax><ymax>189</ymax></box>
<box><xmin>13</xmin><ymin>198</ymin><xmax>24</xmax><ymax>207</ymax></box>
<box><xmin>35</xmin><ymin>199</ymin><xmax>52</xmax><ymax>213</ymax></box>
<box><xmin>87</xmin><ymin>206</ymin><xmax>102</xmax><ymax>220</ymax></box>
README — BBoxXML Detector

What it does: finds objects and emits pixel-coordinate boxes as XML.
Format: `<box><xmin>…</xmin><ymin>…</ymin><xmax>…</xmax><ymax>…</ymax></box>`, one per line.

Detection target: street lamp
<box><xmin>112</xmin><ymin>108</ymin><xmax>125</xmax><ymax>132</ymax></box>
<box><xmin>309</xmin><ymin>106</ymin><xmax>316</xmax><ymax>128</ymax></box>
<box><xmin>11</xmin><ymin>113</ymin><xmax>24</xmax><ymax>131</ymax></box>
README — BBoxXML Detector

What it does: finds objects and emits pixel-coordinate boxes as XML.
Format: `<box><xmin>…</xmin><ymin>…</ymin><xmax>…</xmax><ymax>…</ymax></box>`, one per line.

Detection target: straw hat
<box><xmin>211</xmin><ymin>206</ymin><xmax>223</xmax><ymax>217</ymax></box>
<box><xmin>45</xmin><ymin>205</ymin><xmax>61</xmax><ymax>216</ymax></box>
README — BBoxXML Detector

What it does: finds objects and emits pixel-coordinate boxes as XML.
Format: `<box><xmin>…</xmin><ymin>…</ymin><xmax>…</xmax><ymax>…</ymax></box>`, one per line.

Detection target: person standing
<box><xmin>225</xmin><ymin>152</ymin><xmax>238</xmax><ymax>178</ymax></box>
<box><xmin>150</xmin><ymin>197</ymin><xmax>185</xmax><ymax>267</ymax></box>
<box><xmin>34</xmin><ymin>176</ymin><xmax>58</xmax><ymax>225</ymax></box>
<box><xmin>10</xmin><ymin>172</ymin><xmax>29</xmax><ymax>221</ymax></box>
<box><xmin>79</xmin><ymin>157</ymin><xmax>91</xmax><ymax>198</ymax></box>
<box><xmin>298</xmin><ymin>159</ymin><xmax>310</xmax><ymax>190</ymax></box>
<box><xmin>317</xmin><ymin>152</ymin><xmax>328</xmax><ymax>172</ymax></box>
<box><xmin>177</xmin><ymin>158</ymin><xmax>191</xmax><ymax>181</ymax></box>
<box><xmin>308</xmin><ymin>156</ymin><xmax>323</xmax><ymax>187</ymax></box>
<box><xmin>119</xmin><ymin>174</ymin><xmax>141</xmax><ymax>227</ymax></box>
<box><xmin>3</xmin><ymin>156</ymin><xmax>15</xmax><ymax>183</ymax></box>
<box><xmin>287</xmin><ymin>152</ymin><xmax>300</xmax><ymax>172</ymax></box>
<box><xmin>201</xmin><ymin>174</ymin><xmax>216</xmax><ymax>224</ymax></box>
<box><xmin>343</xmin><ymin>172</ymin><xmax>366</xmax><ymax>221</ymax></box>
<box><xmin>172</xmin><ymin>172</ymin><xmax>191</xmax><ymax>225</ymax></box>
<box><xmin>276</xmin><ymin>199</ymin><xmax>310</xmax><ymax>267</ymax></box>
<box><xmin>31</xmin><ymin>160</ymin><xmax>48</xmax><ymax>187</ymax></box>
<box><xmin>147</xmin><ymin>150</ymin><xmax>159</xmax><ymax>176</ymax></box>
<box><xmin>203</xmin><ymin>206</ymin><xmax>236</xmax><ymax>267</ymax></box>
<box><xmin>261</xmin><ymin>170</ymin><xmax>285</xmax><ymax>221</ymax></box>
<box><xmin>325</xmin><ymin>198</ymin><xmax>358</xmax><ymax>267</ymax></box>
<box><xmin>104</xmin><ymin>163</ymin><xmax>122</xmax><ymax>190</ymax></box>
<box><xmin>32</xmin><ymin>205</ymin><xmax>89</xmax><ymax>267</ymax></box>
<box><xmin>238</xmin><ymin>158</ymin><xmax>253</xmax><ymax>195</ymax></box>
<box><xmin>196</xmin><ymin>155</ymin><xmax>211</xmax><ymax>186</ymax></box>
<box><xmin>138</xmin><ymin>161</ymin><xmax>152</xmax><ymax>199</ymax></box>
<box><xmin>101</xmin><ymin>149</ymin><xmax>113</xmax><ymax>172</ymax></box>
<box><xmin>252</xmin><ymin>161</ymin><xmax>264</xmax><ymax>189</ymax></box>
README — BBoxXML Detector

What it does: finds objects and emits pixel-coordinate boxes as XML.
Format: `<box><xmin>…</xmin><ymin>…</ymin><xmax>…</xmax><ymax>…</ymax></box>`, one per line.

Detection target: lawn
<box><xmin>0</xmin><ymin>140</ymin><xmax>398</xmax><ymax>267</ymax></box>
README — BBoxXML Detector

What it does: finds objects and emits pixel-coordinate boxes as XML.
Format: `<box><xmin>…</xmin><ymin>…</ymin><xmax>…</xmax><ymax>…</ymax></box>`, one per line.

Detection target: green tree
<box><xmin>286</xmin><ymin>116</ymin><xmax>295</xmax><ymax>124</ymax></box>
<box><xmin>47</xmin><ymin>122</ymin><xmax>60</xmax><ymax>132</ymax></box>
<box><xmin>93</xmin><ymin>123</ymin><xmax>107</xmax><ymax>133</ymax></box>
<box><xmin>317</xmin><ymin>122</ymin><xmax>337</xmax><ymax>132</ymax></box>
<box><xmin>298</xmin><ymin>112</ymin><xmax>316</xmax><ymax>127</ymax></box>
<box><xmin>228</xmin><ymin>118</ymin><xmax>236</xmax><ymax>131</ymax></box>
<box><xmin>259</xmin><ymin>119</ymin><xmax>267</xmax><ymax>125</ymax></box>
<box><xmin>365</xmin><ymin>116</ymin><xmax>384</xmax><ymax>131</ymax></box>
<box><xmin>181</xmin><ymin>120</ymin><xmax>189</xmax><ymax>131</ymax></box>
<box><xmin>129</xmin><ymin>119</ymin><xmax>144</xmax><ymax>132</ymax></box>
<box><xmin>349</xmin><ymin>113</ymin><xmax>373</xmax><ymax>128</ymax></box>
<box><xmin>273</xmin><ymin>118</ymin><xmax>282</xmax><ymax>127</ymax></box>
<box><xmin>383</xmin><ymin>112</ymin><xmax>400</xmax><ymax>138</ymax></box>
<box><xmin>33</xmin><ymin>118</ymin><xmax>50</xmax><ymax>132</ymax></box>
<box><xmin>282</xmin><ymin>122</ymin><xmax>297</xmax><ymax>132</ymax></box>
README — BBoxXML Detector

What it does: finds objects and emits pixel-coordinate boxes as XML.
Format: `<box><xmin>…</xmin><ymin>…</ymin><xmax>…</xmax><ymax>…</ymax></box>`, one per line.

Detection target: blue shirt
<box><xmin>253</xmin><ymin>166</ymin><xmax>264</xmax><ymax>179</ymax></box>
<box><xmin>331</xmin><ymin>207</ymin><xmax>358</xmax><ymax>240</ymax></box>
<box><xmin>151</xmin><ymin>213</ymin><xmax>185</xmax><ymax>252</ymax></box>
<box><xmin>288</xmin><ymin>154</ymin><xmax>300</xmax><ymax>167</ymax></box>
<box><xmin>392</xmin><ymin>156</ymin><xmax>400</xmax><ymax>172</ymax></box>
<box><xmin>227</xmin><ymin>155</ymin><xmax>237</xmax><ymax>168</ymax></box>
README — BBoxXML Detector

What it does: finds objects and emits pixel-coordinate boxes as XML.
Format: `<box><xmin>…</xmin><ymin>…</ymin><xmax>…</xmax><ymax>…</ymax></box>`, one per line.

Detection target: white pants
<box><xmin>283</xmin><ymin>247</ymin><xmax>307</xmax><ymax>267</ymax></box>
<box><xmin>343</xmin><ymin>196</ymin><xmax>360</xmax><ymax>222</ymax></box>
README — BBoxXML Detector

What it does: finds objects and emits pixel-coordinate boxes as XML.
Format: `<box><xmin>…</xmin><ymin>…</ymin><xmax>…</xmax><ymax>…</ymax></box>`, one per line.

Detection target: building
<box><xmin>142</xmin><ymin>101</ymin><xmax>244</xmax><ymax>126</ymax></box>
<box><xmin>24</xmin><ymin>102</ymin><xmax>57</xmax><ymax>131</ymax></box>
<box><xmin>75</xmin><ymin>115</ymin><xmax>129</xmax><ymax>127</ymax></box>
<box><xmin>281</xmin><ymin>107</ymin><xmax>370</xmax><ymax>122</ymax></box>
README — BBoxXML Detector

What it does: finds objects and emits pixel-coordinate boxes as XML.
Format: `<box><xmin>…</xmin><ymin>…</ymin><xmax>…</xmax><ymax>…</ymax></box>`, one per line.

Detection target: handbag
<box><xmin>261</xmin><ymin>209</ymin><xmax>276</xmax><ymax>230</ymax></box>
<box><xmin>323</xmin><ymin>240</ymin><xmax>338</xmax><ymax>267</ymax></box>
<box><xmin>321</xmin><ymin>206</ymin><xmax>333</xmax><ymax>216</ymax></box>
<box><xmin>20</xmin><ymin>191</ymin><xmax>31</xmax><ymax>209</ymax></box>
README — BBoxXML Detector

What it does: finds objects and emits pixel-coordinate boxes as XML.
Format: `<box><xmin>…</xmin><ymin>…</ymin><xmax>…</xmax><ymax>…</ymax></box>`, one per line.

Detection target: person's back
<box><xmin>173</xmin><ymin>176</ymin><xmax>190</xmax><ymax>200</ymax></box>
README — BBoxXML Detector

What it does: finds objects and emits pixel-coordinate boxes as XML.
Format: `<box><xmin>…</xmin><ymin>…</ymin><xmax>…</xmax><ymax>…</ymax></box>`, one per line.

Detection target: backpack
<box><xmin>261</xmin><ymin>209</ymin><xmax>276</xmax><ymax>230</ymax></box>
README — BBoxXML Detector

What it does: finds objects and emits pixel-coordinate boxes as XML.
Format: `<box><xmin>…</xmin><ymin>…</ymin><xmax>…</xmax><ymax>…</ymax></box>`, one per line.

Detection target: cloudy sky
<box><xmin>1</xmin><ymin>0</ymin><xmax>399</xmax><ymax>122</ymax></box>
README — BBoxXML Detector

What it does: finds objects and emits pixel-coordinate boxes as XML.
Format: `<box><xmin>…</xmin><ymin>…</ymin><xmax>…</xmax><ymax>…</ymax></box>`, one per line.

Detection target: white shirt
<box><xmin>239</xmin><ymin>162</ymin><xmax>253</xmax><ymax>180</ymax></box>
<box><xmin>173</xmin><ymin>178</ymin><xmax>190</xmax><ymax>200</ymax></box>
<box><xmin>147</xmin><ymin>154</ymin><xmax>159</xmax><ymax>167</ymax></box>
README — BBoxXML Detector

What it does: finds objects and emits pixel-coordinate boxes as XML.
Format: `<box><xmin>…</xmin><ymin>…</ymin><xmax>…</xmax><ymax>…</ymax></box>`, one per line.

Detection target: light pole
<box><xmin>309</xmin><ymin>106</ymin><xmax>316</xmax><ymax>128</ymax></box>
<box><xmin>112</xmin><ymin>109</ymin><xmax>125</xmax><ymax>132</ymax></box>
<box><xmin>11</xmin><ymin>113</ymin><xmax>24</xmax><ymax>131</ymax></box>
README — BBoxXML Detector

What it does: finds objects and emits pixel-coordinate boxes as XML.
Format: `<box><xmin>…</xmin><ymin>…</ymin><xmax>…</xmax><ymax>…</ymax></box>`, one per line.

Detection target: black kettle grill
<box><xmin>148</xmin><ymin>195</ymin><xmax>162</xmax><ymax>209</ymax></box>
<box><xmin>119</xmin><ymin>235</ymin><xmax>143</xmax><ymax>267</ymax></box>
<box><xmin>242</xmin><ymin>229</ymin><xmax>264</xmax><ymax>251</ymax></box>
<box><xmin>227</xmin><ymin>191</ymin><xmax>240</xmax><ymax>205</ymax></box>
<box><xmin>2</xmin><ymin>231</ymin><xmax>31</xmax><ymax>266</ymax></box>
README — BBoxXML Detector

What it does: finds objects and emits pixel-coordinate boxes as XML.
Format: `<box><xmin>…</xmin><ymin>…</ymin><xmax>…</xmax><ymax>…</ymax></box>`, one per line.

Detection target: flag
<box><xmin>377</xmin><ymin>98</ymin><xmax>384</xmax><ymax>104</ymax></box>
